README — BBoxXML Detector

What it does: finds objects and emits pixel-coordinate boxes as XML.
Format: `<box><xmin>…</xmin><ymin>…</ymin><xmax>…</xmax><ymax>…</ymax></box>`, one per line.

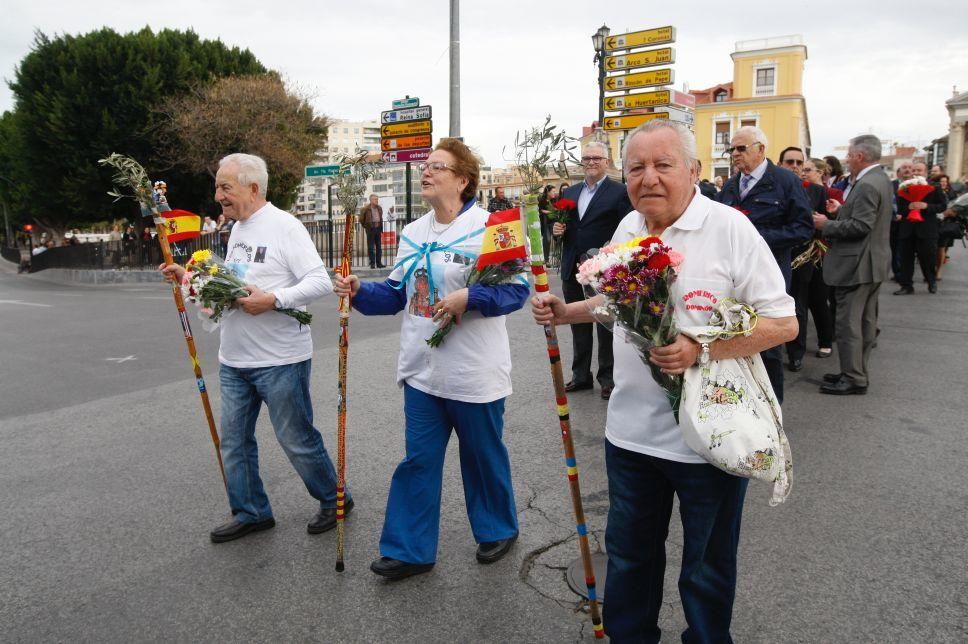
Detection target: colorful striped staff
<box><xmin>99</xmin><ymin>154</ymin><xmax>228</xmax><ymax>495</ymax></box>
<box><xmin>523</xmin><ymin>195</ymin><xmax>604</xmax><ymax>638</ymax></box>
<box><xmin>334</xmin><ymin>212</ymin><xmax>354</xmax><ymax>572</ymax></box>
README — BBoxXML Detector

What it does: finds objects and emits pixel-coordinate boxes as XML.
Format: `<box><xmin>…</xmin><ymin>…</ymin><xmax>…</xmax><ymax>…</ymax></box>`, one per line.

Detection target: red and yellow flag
<box><xmin>476</xmin><ymin>208</ymin><xmax>527</xmax><ymax>270</ymax></box>
<box><xmin>159</xmin><ymin>209</ymin><xmax>202</xmax><ymax>242</ymax></box>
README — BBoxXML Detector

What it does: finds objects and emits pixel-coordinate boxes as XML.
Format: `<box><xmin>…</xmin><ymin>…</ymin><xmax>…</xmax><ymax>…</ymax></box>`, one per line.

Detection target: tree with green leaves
<box><xmin>155</xmin><ymin>74</ymin><xmax>328</xmax><ymax>210</ymax></box>
<box><xmin>2</xmin><ymin>27</ymin><xmax>267</xmax><ymax>240</ymax></box>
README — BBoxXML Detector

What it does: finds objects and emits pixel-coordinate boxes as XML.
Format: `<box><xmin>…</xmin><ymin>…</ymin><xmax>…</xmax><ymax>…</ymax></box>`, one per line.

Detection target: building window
<box><xmin>715</xmin><ymin>122</ymin><xmax>731</xmax><ymax>145</ymax></box>
<box><xmin>714</xmin><ymin>90</ymin><xmax>727</xmax><ymax>102</ymax></box>
<box><xmin>755</xmin><ymin>66</ymin><xmax>775</xmax><ymax>96</ymax></box>
<box><xmin>741</xmin><ymin>119</ymin><xmax>757</xmax><ymax>129</ymax></box>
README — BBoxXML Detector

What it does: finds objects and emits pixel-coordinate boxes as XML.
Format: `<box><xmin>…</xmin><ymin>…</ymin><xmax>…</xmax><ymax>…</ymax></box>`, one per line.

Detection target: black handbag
<box><xmin>939</xmin><ymin>216</ymin><xmax>964</xmax><ymax>242</ymax></box>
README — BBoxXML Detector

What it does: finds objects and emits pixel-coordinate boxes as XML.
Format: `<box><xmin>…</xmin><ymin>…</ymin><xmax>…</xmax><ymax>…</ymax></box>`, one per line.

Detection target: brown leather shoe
<box><xmin>600</xmin><ymin>385</ymin><xmax>614</xmax><ymax>400</ymax></box>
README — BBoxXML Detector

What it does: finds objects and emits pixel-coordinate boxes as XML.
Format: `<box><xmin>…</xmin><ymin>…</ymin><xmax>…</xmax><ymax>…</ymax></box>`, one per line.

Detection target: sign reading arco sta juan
<box><xmin>605</xmin><ymin>47</ymin><xmax>674</xmax><ymax>72</ymax></box>
<box><xmin>605</xmin><ymin>26</ymin><xmax>675</xmax><ymax>52</ymax></box>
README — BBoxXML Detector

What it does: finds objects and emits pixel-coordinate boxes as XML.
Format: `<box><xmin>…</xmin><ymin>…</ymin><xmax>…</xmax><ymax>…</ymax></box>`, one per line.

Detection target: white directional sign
<box><xmin>381</xmin><ymin>105</ymin><xmax>432</xmax><ymax>124</ymax></box>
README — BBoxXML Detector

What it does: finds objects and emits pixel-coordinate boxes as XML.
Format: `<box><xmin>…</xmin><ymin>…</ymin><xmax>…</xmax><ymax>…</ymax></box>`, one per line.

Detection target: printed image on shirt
<box><xmin>407</xmin><ymin>267</ymin><xmax>439</xmax><ymax>318</ymax></box>
<box><xmin>254</xmin><ymin>246</ymin><xmax>267</xmax><ymax>263</ymax></box>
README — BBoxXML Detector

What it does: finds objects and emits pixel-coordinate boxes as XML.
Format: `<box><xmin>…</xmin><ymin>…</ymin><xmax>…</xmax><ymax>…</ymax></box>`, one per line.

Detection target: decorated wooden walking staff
<box><xmin>524</xmin><ymin>195</ymin><xmax>605</xmax><ymax>639</ymax></box>
<box><xmin>334</xmin><ymin>208</ymin><xmax>354</xmax><ymax>572</ymax></box>
<box><xmin>99</xmin><ymin>153</ymin><xmax>228</xmax><ymax>494</ymax></box>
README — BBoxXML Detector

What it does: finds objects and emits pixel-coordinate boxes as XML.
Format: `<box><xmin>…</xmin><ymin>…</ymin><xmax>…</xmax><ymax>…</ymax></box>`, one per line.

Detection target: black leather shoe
<box><xmin>893</xmin><ymin>287</ymin><xmax>914</xmax><ymax>295</ymax></box>
<box><xmin>307</xmin><ymin>498</ymin><xmax>354</xmax><ymax>534</ymax></box>
<box><xmin>377</xmin><ymin>263</ymin><xmax>386</xmax><ymax>268</ymax></box>
<box><xmin>565</xmin><ymin>380</ymin><xmax>593</xmax><ymax>393</ymax></box>
<box><xmin>210</xmin><ymin>518</ymin><xmax>275</xmax><ymax>543</ymax></box>
<box><xmin>476</xmin><ymin>535</ymin><xmax>518</xmax><ymax>564</ymax></box>
<box><xmin>820</xmin><ymin>379</ymin><xmax>867</xmax><ymax>395</ymax></box>
<box><xmin>822</xmin><ymin>372</ymin><xmax>843</xmax><ymax>384</ymax></box>
<box><xmin>787</xmin><ymin>359</ymin><xmax>803</xmax><ymax>372</ymax></box>
<box><xmin>928</xmin><ymin>283</ymin><xmax>937</xmax><ymax>294</ymax></box>
<box><xmin>370</xmin><ymin>557</ymin><xmax>434</xmax><ymax>580</ymax></box>
<box><xmin>600</xmin><ymin>385</ymin><xmax>614</xmax><ymax>400</ymax></box>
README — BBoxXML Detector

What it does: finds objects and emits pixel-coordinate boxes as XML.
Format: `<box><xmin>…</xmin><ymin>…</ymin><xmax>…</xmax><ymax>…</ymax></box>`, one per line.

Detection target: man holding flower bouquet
<box><xmin>161</xmin><ymin>153</ymin><xmax>348</xmax><ymax>543</ymax></box>
<box><xmin>532</xmin><ymin>121</ymin><xmax>797</xmax><ymax>641</ymax></box>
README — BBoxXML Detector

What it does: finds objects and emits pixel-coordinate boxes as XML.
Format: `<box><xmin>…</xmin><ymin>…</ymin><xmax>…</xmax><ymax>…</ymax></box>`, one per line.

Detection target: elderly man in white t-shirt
<box><xmin>162</xmin><ymin>153</ymin><xmax>348</xmax><ymax>543</ymax></box>
<box><xmin>532</xmin><ymin>121</ymin><xmax>797</xmax><ymax>641</ymax></box>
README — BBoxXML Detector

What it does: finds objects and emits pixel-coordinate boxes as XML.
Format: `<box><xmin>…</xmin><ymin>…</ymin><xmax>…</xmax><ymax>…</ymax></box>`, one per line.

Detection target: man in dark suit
<box><xmin>894</xmin><ymin>161</ymin><xmax>947</xmax><ymax>294</ymax></box>
<box><xmin>716</xmin><ymin>127</ymin><xmax>813</xmax><ymax>404</ymax></box>
<box><xmin>553</xmin><ymin>141</ymin><xmax>632</xmax><ymax>399</ymax></box>
<box><xmin>813</xmin><ymin>135</ymin><xmax>893</xmax><ymax>395</ymax></box>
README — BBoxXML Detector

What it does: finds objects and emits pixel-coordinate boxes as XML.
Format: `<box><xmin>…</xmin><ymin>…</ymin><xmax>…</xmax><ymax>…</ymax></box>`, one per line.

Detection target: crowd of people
<box><xmin>152</xmin><ymin>123</ymin><xmax>964</xmax><ymax>642</ymax></box>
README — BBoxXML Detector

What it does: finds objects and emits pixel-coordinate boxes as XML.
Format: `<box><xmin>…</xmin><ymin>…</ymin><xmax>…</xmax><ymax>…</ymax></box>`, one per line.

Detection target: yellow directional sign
<box><xmin>381</xmin><ymin>134</ymin><xmax>432</xmax><ymax>152</ymax></box>
<box><xmin>604</xmin><ymin>68</ymin><xmax>674</xmax><ymax>92</ymax></box>
<box><xmin>605</xmin><ymin>47</ymin><xmax>674</xmax><ymax>72</ymax></box>
<box><xmin>381</xmin><ymin>120</ymin><xmax>432</xmax><ymax>138</ymax></box>
<box><xmin>603</xmin><ymin>90</ymin><xmax>672</xmax><ymax>112</ymax></box>
<box><xmin>602</xmin><ymin>113</ymin><xmax>669</xmax><ymax>132</ymax></box>
<box><xmin>605</xmin><ymin>26</ymin><xmax>676</xmax><ymax>52</ymax></box>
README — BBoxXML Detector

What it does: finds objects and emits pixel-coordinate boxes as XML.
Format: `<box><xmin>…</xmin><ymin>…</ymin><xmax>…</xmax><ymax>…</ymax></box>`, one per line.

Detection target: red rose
<box><xmin>639</xmin><ymin>236</ymin><xmax>662</xmax><ymax>248</ymax></box>
<box><xmin>802</xmin><ymin>181</ymin><xmax>811</xmax><ymax>189</ymax></box>
<box><xmin>647</xmin><ymin>252</ymin><xmax>671</xmax><ymax>271</ymax></box>
<box><xmin>554</xmin><ymin>198</ymin><xmax>577</xmax><ymax>210</ymax></box>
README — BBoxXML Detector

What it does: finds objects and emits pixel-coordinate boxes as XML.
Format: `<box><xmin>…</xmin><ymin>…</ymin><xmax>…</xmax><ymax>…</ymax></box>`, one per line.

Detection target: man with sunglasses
<box><xmin>717</xmin><ymin>126</ymin><xmax>813</xmax><ymax>403</ymax></box>
<box><xmin>553</xmin><ymin>141</ymin><xmax>633</xmax><ymax>400</ymax></box>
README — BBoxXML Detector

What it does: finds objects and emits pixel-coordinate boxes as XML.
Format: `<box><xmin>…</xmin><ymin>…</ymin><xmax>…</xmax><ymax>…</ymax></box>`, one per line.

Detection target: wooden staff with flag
<box><xmin>99</xmin><ymin>153</ymin><xmax>228</xmax><ymax>494</ymax></box>
<box><xmin>523</xmin><ymin>195</ymin><xmax>605</xmax><ymax>639</ymax></box>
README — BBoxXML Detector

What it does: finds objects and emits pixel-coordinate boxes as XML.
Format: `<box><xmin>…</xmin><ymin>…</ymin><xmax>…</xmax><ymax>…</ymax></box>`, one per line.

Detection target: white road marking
<box><xmin>0</xmin><ymin>299</ymin><xmax>53</xmax><ymax>307</ymax></box>
<box><xmin>105</xmin><ymin>355</ymin><xmax>137</xmax><ymax>363</ymax></box>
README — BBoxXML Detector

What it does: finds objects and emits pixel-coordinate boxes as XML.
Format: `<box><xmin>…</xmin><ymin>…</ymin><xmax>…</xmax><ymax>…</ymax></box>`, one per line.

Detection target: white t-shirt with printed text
<box><xmin>605</xmin><ymin>188</ymin><xmax>795</xmax><ymax>463</ymax></box>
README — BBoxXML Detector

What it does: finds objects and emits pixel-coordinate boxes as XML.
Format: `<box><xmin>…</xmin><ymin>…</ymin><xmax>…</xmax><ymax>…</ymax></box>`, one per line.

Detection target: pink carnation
<box><xmin>667</xmin><ymin>250</ymin><xmax>684</xmax><ymax>268</ymax></box>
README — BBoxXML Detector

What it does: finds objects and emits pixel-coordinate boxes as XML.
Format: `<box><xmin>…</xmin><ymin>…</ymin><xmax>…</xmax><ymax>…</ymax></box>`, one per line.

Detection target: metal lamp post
<box><xmin>592</xmin><ymin>24</ymin><xmax>610</xmax><ymax>129</ymax></box>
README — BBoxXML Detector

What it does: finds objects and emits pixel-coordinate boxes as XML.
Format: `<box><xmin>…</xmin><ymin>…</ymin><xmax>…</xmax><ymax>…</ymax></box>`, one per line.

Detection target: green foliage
<box><xmin>333</xmin><ymin>150</ymin><xmax>382</xmax><ymax>217</ymax></box>
<box><xmin>505</xmin><ymin>115</ymin><xmax>578</xmax><ymax>196</ymax></box>
<box><xmin>1</xmin><ymin>27</ymin><xmax>266</xmax><ymax>236</ymax></box>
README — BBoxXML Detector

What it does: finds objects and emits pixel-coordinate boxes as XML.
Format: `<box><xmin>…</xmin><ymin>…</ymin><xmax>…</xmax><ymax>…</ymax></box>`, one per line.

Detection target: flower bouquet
<box><xmin>545</xmin><ymin>197</ymin><xmax>576</xmax><ymax>268</ymax></box>
<box><xmin>576</xmin><ymin>235</ymin><xmax>684</xmax><ymax>418</ymax></box>
<box><xmin>897</xmin><ymin>177</ymin><xmax>936</xmax><ymax>223</ymax></box>
<box><xmin>182</xmin><ymin>250</ymin><xmax>312</xmax><ymax>328</ymax></box>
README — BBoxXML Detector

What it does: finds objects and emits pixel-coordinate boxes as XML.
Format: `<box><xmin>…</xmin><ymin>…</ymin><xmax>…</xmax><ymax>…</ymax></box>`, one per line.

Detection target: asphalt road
<box><xmin>1</xmin><ymin>249</ymin><xmax>966</xmax><ymax>642</ymax></box>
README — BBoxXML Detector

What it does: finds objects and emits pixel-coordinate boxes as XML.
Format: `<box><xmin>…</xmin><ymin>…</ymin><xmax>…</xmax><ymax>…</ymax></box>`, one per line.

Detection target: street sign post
<box><xmin>604</xmin><ymin>68</ymin><xmax>674</xmax><ymax>92</ymax></box>
<box><xmin>381</xmin><ymin>148</ymin><xmax>432</xmax><ymax>164</ymax></box>
<box><xmin>392</xmin><ymin>96</ymin><xmax>420</xmax><ymax>109</ymax></box>
<box><xmin>305</xmin><ymin>164</ymin><xmax>340</xmax><ymax>178</ymax></box>
<box><xmin>381</xmin><ymin>120</ymin><xmax>432</xmax><ymax>138</ymax></box>
<box><xmin>605</xmin><ymin>26</ymin><xmax>675</xmax><ymax>52</ymax></box>
<box><xmin>604</xmin><ymin>47</ymin><xmax>675</xmax><ymax>72</ymax></box>
<box><xmin>381</xmin><ymin>134</ymin><xmax>433</xmax><ymax>152</ymax></box>
<box><xmin>381</xmin><ymin>105</ymin><xmax>432</xmax><ymax>124</ymax></box>
<box><xmin>603</xmin><ymin>112</ymin><xmax>668</xmax><ymax>131</ymax></box>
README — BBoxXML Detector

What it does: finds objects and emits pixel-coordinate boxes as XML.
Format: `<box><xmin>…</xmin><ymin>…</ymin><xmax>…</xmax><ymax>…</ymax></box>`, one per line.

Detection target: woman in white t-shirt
<box><xmin>334</xmin><ymin>139</ymin><xmax>529</xmax><ymax>581</ymax></box>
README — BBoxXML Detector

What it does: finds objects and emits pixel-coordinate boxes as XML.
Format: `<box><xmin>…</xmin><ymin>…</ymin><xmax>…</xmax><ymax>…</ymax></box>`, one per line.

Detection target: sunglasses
<box><xmin>782</xmin><ymin>159</ymin><xmax>804</xmax><ymax>166</ymax></box>
<box><xmin>724</xmin><ymin>143</ymin><xmax>762</xmax><ymax>155</ymax></box>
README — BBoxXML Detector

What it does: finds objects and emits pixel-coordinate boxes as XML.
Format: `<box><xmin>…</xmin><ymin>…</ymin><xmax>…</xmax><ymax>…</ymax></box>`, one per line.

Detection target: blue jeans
<box><xmin>219</xmin><ymin>360</ymin><xmax>344</xmax><ymax>523</ymax></box>
<box><xmin>603</xmin><ymin>441</ymin><xmax>748</xmax><ymax>643</ymax></box>
<box><xmin>379</xmin><ymin>384</ymin><xmax>518</xmax><ymax>564</ymax></box>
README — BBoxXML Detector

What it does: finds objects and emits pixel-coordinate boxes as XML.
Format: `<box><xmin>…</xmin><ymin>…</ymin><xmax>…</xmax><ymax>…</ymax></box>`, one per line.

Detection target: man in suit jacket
<box><xmin>894</xmin><ymin>161</ymin><xmax>947</xmax><ymax>294</ymax></box>
<box><xmin>717</xmin><ymin>127</ymin><xmax>813</xmax><ymax>404</ymax></box>
<box><xmin>813</xmin><ymin>135</ymin><xmax>893</xmax><ymax>395</ymax></box>
<box><xmin>360</xmin><ymin>194</ymin><xmax>385</xmax><ymax>269</ymax></box>
<box><xmin>552</xmin><ymin>141</ymin><xmax>632</xmax><ymax>399</ymax></box>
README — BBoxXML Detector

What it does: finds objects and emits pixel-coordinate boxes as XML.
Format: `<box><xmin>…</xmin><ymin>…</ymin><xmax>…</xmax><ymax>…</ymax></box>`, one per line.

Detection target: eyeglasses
<box><xmin>581</xmin><ymin>156</ymin><xmax>607</xmax><ymax>164</ymax></box>
<box><xmin>418</xmin><ymin>161</ymin><xmax>454</xmax><ymax>174</ymax></box>
<box><xmin>724</xmin><ymin>143</ymin><xmax>762</xmax><ymax>155</ymax></box>
<box><xmin>782</xmin><ymin>159</ymin><xmax>804</xmax><ymax>167</ymax></box>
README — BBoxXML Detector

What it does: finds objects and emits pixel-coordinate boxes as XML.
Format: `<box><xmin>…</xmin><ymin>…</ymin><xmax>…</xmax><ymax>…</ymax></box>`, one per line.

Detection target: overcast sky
<box><xmin>3</xmin><ymin>1</ymin><xmax>965</xmax><ymax>168</ymax></box>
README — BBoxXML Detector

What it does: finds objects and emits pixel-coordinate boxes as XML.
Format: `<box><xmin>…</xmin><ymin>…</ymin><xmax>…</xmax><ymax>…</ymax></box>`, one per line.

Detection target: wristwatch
<box><xmin>696</xmin><ymin>342</ymin><xmax>711</xmax><ymax>367</ymax></box>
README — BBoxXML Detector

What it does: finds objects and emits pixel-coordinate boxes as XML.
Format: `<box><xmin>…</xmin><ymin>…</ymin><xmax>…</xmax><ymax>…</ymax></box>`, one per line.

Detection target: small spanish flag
<box><xmin>159</xmin><ymin>209</ymin><xmax>202</xmax><ymax>242</ymax></box>
<box><xmin>476</xmin><ymin>208</ymin><xmax>527</xmax><ymax>270</ymax></box>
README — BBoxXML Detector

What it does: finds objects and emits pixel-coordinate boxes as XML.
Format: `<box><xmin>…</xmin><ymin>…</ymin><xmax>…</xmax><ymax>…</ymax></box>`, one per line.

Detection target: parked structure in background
<box><xmin>690</xmin><ymin>35</ymin><xmax>810</xmax><ymax>182</ymax></box>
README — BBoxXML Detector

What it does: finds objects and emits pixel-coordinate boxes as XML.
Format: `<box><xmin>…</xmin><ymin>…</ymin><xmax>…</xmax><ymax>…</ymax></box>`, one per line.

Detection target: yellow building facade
<box><xmin>691</xmin><ymin>35</ymin><xmax>811</xmax><ymax>181</ymax></box>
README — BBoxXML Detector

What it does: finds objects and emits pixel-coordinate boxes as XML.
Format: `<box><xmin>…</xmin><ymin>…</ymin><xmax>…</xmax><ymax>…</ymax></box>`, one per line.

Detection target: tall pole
<box><xmin>449</xmin><ymin>0</ymin><xmax>460</xmax><ymax>138</ymax></box>
<box><xmin>405</xmin><ymin>162</ymin><xmax>413</xmax><ymax>223</ymax></box>
<box><xmin>597</xmin><ymin>47</ymin><xmax>606</xmax><ymax>128</ymax></box>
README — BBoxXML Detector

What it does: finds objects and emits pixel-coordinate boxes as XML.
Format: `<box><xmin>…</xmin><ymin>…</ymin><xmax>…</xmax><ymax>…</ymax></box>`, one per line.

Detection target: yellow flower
<box><xmin>208</xmin><ymin>265</ymin><xmax>219</xmax><ymax>275</ymax></box>
<box><xmin>192</xmin><ymin>249</ymin><xmax>212</xmax><ymax>263</ymax></box>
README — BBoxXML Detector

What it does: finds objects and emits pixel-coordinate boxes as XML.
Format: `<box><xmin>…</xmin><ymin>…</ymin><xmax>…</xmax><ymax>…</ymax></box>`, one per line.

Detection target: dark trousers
<box><xmin>834</xmin><ymin>282</ymin><xmax>881</xmax><ymax>387</ymax></box>
<box><xmin>889</xmin><ymin>219</ymin><xmax>901</xmax><ymax>278</ymax></box>
<box><xmin>786</xmin><ymin>262</ymin><xmax>834</xmax><ymax>361</ymax></box>
<box><xmin>897</xmin><ymin>234</ymin><xmax>937</xmax><ymax>289</ymax></box>
<box><xmin>365</xmin><ymin>225</ymin><xmax>383</xmax><ymax>267</ymax></box>
<box><xmin>562</xmin><ymin>274</ymin><xmax>613</xmax><ymax>387</ymax></box>
<box><xmin>603</xmin><ymin>441</ymin><xmax>748</xmax><ymax>643</ymax></box>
